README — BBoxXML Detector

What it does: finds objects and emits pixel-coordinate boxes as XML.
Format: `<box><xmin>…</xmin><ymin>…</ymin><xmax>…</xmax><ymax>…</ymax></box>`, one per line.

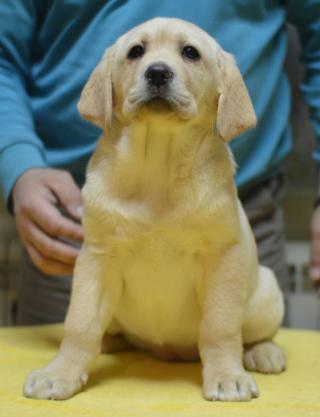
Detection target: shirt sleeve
<box><xmin>0</xmin><ymin>0</ymin><xmax>47</xmax><ymax>208</ymax></box>
<box><xmin>286</xmin><ymin>0</ymin><xmax>320</xmax><ymax>164</ymax></box>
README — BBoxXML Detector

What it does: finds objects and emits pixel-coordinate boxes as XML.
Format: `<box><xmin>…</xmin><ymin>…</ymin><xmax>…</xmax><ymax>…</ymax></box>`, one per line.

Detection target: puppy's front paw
<box><xmin>244</xmin><ymin>341</ymin><xmax>286</xmax><ymax>374</ymax></box>
<box><xmin>203</xmin><ymin>372</ymin><xmax>259</xmax><ymax>402</ymax></box>
<box><xmin>24</xmin><ymin>368</ymin><xmax>88</xmax><ymax>400</ymax></box>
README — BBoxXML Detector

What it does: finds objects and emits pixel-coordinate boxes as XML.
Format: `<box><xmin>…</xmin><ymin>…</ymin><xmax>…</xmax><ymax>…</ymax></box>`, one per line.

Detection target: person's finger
<box><xmin>26</xmin><ymin>242</ymin><xmax>74</xmax><ymax>276</ymax></box>
<box><xmin>49</xmin><ymin>171</ymin><xmax>83</xmax><ymax>221</ymax></box>
<box><xmin>309</xmin><ymin>207</ymin><xmax>320</xmax><ymax>283</ymax></box>
<box><xmin>309</xmin><ymin>241</ymin><xmax>320</xmax><ymax>296</ymax></box>
<box><xmin>22</xmin><ymin>219</ymin><xmax>79</xmax><ymax>265</ymax></box>
<box><xmin>28</xmin><ymin>198</ymin><xmax>84</xmax><ymax>241</ymax></box>
<box><xmin>309</xmin><ymin>266</ymin><xmax>320</xmax><ymax>282</ymax></box>
<box><xmin>309</xmin><ymin>243</ymin><xmax>320</xmax><ymax>281</ymax></box>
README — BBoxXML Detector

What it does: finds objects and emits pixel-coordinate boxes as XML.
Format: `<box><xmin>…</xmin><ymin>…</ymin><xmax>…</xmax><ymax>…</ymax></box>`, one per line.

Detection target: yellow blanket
<box><xmin>0</xmin><ymin>325</ymin><xmax>319</xmax><ymax>417</ymax></box>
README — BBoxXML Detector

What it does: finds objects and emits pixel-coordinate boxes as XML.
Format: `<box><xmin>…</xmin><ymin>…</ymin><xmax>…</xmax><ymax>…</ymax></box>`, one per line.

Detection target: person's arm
<box><xmin>0</xmin><ymin>1</ymin><xmax>83</xmax><ymax>276</ymax></box>
<box><xmin>286</xmin><ymin>0</ymin><xmax>320</xmax><ymax>292</ymax></box>
<box><xmin>0</xmin><ymin>0</ymin><xmax>47</xmax><ymax>204</ymax></box>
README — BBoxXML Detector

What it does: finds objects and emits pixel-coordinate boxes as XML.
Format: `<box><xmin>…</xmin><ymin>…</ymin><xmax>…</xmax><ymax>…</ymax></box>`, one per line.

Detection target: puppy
<box><xmin>24</xmin><ymin>17</ymin><xmax>285</xmax><ymax>402</ymax></box>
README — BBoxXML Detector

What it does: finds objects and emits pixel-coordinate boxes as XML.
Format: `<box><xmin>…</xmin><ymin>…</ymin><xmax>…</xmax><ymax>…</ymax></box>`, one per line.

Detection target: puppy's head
<box><xmin>78</xmin><ymin>18</ymin><xmax>256</xmax><ymax>141</ymax></box>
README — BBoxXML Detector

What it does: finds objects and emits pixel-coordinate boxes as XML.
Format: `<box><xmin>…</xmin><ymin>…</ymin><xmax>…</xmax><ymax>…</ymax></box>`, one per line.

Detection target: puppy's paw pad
<box><xmin>24</xmin><ymin>369</ymin><xmax>87</xmax><ymax>400</ymax></box>
<box><xmin>203</xmin><ymin>372</ymin><xmax>259</xmax><ymax>402</ymax></box>
<box><xmin>244</xmin><ymin>341</ymin><xmax>286</xmax><ymax>374</ymax></box>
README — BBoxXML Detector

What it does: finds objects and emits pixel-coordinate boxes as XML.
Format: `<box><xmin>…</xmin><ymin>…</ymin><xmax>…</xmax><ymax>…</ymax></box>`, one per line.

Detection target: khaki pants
<box><xmin>240</xmin><ymin>175</ymin><xmax>289</xmax><ymax>294</ymax></box>
<box><xmin>16</xmin><ymin>175</ymin><xmax>288</xmax><ymax>325</ymax></box>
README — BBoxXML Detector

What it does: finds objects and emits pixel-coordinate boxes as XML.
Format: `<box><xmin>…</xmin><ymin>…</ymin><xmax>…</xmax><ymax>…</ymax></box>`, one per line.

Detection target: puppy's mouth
<box><xmin>143</xmin><ymin>93</ymin><xmax>173</xmax><ymax>112</ymax></box>
<box><xmin>123</xmin><ymin>85</ymin><xmax>198</xmax><ymax>120</ymax></box>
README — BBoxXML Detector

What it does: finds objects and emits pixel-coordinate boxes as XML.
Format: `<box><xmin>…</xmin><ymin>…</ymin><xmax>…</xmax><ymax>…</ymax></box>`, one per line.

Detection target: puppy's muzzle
<box><xmin>123</xmin><ymin>60</ymin><xmax>197</xmax><ymax>119</ymax></box>
<box><xmin>145</xmin><ymin>63</ymin><xmax>174</xmax><ymax>88</ymax></box>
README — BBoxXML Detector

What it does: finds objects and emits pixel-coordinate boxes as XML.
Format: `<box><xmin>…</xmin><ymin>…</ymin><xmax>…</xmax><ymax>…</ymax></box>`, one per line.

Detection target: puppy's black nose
<box><xmin>145</xmin><ymin>64</ymin><xmax>173</xmax><ymax>87</ymax></box>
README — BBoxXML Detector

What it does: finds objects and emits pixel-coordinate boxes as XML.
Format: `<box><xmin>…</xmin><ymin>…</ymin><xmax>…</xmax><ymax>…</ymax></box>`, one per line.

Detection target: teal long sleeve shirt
<box><xmin>0</xmin><ymin>0</ymin><xmax>320</xmax><ymax>205</ymax></box>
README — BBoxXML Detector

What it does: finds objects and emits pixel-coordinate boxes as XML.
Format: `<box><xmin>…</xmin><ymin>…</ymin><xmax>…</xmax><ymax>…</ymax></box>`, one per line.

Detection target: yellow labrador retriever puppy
<box><xmin>24</xmin><ymin>17</ymin><xmax>285</xmax><ymax>402</ymax></box>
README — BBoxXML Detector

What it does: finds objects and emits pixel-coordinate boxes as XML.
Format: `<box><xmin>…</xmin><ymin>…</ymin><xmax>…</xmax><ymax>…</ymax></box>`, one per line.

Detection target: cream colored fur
<box><xmin>24</xmin><ymin>17</ymin><xmax>285</xmax><ymax>402</ymax></box>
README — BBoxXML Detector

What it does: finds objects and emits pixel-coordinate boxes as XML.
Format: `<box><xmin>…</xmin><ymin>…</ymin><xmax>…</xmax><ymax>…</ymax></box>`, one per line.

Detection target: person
<box><xmin>0</xmin><ymin>1</ymin><xmax>319</xmax><ymax>325</ymax></box>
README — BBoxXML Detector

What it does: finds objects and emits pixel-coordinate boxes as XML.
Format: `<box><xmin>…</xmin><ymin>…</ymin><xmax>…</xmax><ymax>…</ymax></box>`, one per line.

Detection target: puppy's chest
<box><xmin>91</xmin><ymin>195</ymin><xmax>225</xmax><ymax>259</ymax></box>
<box><xmin>85</xmin><ymin>155</ymin><xmax>238</xmax><ymax>347</ymax></box>
<box><xmin>91</xmin><ymin>124</ymin><xmax>235</xmax><ymax>255</ymax></box>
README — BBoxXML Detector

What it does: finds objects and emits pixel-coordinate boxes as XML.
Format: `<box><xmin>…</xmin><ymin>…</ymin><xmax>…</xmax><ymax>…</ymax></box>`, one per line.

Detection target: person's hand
<box><xmin>309</xmin><ymin>205</ymin><xmax>320</xmax><ymax>295</ymax></box>
<box><xmin>12</xmin><ymin>168</ymin><xmax>84</xmax><ymax>276</ymax></box>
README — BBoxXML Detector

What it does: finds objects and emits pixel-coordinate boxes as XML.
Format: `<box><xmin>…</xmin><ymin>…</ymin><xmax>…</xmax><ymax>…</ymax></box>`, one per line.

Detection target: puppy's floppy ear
<box><xmin>77</xmin><ymin>46</ymin><xmax>115</xmax><ymax>129</ymax></box>
<box><xmin>216</xmin><ymin>51</ymin><xmax>256</xmax><ymax>142</ymax></box>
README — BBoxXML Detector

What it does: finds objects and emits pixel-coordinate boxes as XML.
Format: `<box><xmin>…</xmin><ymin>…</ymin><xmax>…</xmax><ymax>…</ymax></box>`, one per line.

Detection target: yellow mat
<box><xmin>0</xmin><ymin>325</ymin><xmax>319</xmax><ymax>417</ymax></box>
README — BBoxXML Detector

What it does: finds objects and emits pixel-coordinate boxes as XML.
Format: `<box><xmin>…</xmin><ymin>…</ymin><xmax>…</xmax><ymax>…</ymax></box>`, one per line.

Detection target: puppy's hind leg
<box><xmin>242</xmin><ymin>266</ymin><xmax>286</xmax><ymax>374</ymax></box>
<box><xmin>24</xmin><ymin>248</ymin><xmax>122</xmax><ymax>400</ymax></box>
<box><xmin>101</xmin><ymin>328</ymin><xmax>134</xmax><ymax>354</ymax></box>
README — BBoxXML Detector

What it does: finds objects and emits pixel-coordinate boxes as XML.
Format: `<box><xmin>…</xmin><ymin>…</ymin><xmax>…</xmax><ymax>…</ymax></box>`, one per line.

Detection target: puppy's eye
<box><xmin>182</xmin><ymin>45</ymin><xmax>200</xmax><ymax>61</ymax></box>
<box><xmin>127</xmin><ymin>45</ymin><xmax>145</xmax><ymax>60</ymax></box>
